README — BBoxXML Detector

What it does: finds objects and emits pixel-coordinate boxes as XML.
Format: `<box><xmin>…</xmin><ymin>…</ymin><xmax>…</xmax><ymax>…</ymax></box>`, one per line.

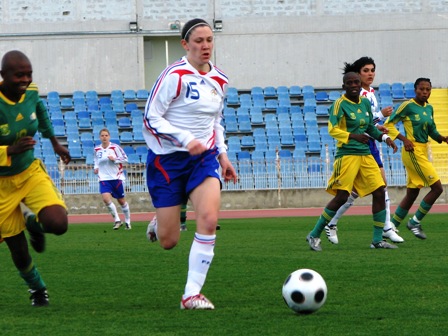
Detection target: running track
<box><xmin>68</xmin><ymin>204</ymin><xmax>448</xmax><ymax>223</ymax></box>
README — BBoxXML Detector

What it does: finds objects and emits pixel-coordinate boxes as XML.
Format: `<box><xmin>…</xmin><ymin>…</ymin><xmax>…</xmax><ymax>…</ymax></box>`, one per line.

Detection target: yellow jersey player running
<box><xmin>385</xmin><ymin>77</ymin><xmax>448</xmax><ymax>239</ymax></box>
<box><xmin>0</xmin><ymin>50</ymin><xmax>71</xmax><ymax>306</ymax></box>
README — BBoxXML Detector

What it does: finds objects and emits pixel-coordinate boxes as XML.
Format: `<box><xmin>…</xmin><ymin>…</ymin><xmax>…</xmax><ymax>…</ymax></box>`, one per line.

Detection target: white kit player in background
<box><xmin>94</xmin><ymin>128</ymin><xmax>132</xmax><ymax>230</ymax></box>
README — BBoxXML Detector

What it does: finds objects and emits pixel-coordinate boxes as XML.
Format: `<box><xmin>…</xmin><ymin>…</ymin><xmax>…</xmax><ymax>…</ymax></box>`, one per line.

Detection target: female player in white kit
<box><xmin>143</xmin><ymin>18</ymin><xmax>237</xmax><ymax>310</ymax></box>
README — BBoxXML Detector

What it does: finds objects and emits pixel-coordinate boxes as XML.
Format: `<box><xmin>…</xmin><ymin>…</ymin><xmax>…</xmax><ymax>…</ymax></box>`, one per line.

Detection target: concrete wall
<box><xmin>0</xmin><ymin>0</ymin><xmax>447</xmax><ymax>94</ymax></box>
<box><xmin>64</xmin><ymin>185</ymin><xmax>448</xmax><ymax>215</ymax></box>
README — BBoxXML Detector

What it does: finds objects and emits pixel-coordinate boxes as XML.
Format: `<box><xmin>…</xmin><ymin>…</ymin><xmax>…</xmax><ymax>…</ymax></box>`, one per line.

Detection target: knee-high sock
<box><xmin>310</xmin><ymin>208</ymin><xmax>336</xmax><ymax>238</ymax></box>
<box><xmin>19</xmin><ymin>261</ymin><xmax>46</xmax><ymax>291</ymax></box>
<box><xmin>391</xmin><ymin>206</ymin><xmax>409</xmax><ymax>228</ymax></box>
<box><xmin>328</xmin><ymin>192</ymin><xmax>358</xmax><ymax>226</ymax></box>
<box><xmin>183</xmin><ymin>233</ymin><xmax>215</xmax><ymax>299</ymax></box>
<box><xmin>121</xmin><ymin>202</ymin><xmax>131</xmax><ymax>223</ymax></box>
<box><xmin>106</xmin><ymin>202</ymin><xmax>120</xmax><ymax>222</ymax></box>
<box><xmin>383</xmin><ymin>188</ymin><xmax>392</xmax><ymax>230</ymax></box>
<box><xmin>373</xmin><ymin>209</ymin><xmax>386</xmax><ymax>243</ymax></box>
<box><xmin>410</xmin><ymin>200</ymin><xmax>432</xmax><ymax>225</ymax></box>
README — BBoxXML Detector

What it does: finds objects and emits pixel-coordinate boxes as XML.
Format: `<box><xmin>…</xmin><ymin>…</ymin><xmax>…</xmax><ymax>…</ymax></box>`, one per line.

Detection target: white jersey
<box><xmin>142</xmin><ymin>56</ymin><xmax>228</xmax><ymax>155</ymax></box>
<box><xmin>360</xmin><ymin>87</ymin><xmax>384</xmax><ymax>125</ymax></box>
<box><xmin>93</xmin><ymin>142</ymin><xmax>127</xmax><ymax>181</ymax></box>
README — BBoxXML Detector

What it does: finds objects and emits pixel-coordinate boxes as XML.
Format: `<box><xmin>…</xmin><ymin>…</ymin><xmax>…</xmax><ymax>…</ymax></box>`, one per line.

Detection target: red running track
<box><xmin>68</xmin><ymin>204</ymin><xmax>448</xmax><ymax>224</ymax></box>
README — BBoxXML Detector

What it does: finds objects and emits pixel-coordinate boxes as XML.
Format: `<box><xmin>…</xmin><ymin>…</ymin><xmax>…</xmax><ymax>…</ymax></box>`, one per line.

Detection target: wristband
<box><xmin>382</xmin><ymin>134</ymin><xmax>390</xmax><ymax>142</ymax></box>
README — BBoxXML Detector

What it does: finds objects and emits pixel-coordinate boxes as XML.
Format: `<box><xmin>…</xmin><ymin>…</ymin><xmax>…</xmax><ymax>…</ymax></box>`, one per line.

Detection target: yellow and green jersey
<box><xmin>328</xmin><ymin>95</ymin><xmax>383</xmax><ymax>158</ymax></box>
<box><xmin>0</xmin><ymin>83</ymin><xmax>54</xmax><ymax>176</ymax></box>
<box><xmin>385</xmin><ymin>99</ymin><xmax>441</xmax><ymax>144</ymax></box>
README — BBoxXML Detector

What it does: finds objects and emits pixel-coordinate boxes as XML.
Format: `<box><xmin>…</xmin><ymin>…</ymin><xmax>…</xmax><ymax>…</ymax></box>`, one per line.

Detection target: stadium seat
<box><xmin>60</xmin><ymin>98</ymin><xmax>73</xmax><ymax>109</ymax></box>
<box><xmin>289</xmin><ymin>85</ymin><xmax>301</xmax><ymax>96</ymax></box>
<box><xmin>328</xmin><ymin>91</ymin><xmax>341</xmax><ymax>101</ymax></box>
<box><xmin>315</xmin><ymin>91</ymin><xmax>329</xmax><ymax>101</ymax></box>
<box><xmin>85</xmin><ymin>90</ymin><xmax>99</xmax><ymax>100</ymax></box>
<box><xmin>120</xmin><ymin>131</ymin><xmax>133</xmax><ymax>143</ymax></box>
<box><xmin>122</xmin><ymin>145</ymin><xmax>135</xmax><ymax>156</ymax></box>
<box><xmin>78</xmin><ymin>119</ymin><xmax>92</xmax><ymax>129</ymax></box>
<box><xmin>302</xmin><ymin>85</ymin><xmax>315</xmax><ymax>94</ymax></box>
<box><xmin>135</xmin><ymin>145</ymin><xmax>148</xmax><ymax>158</ymax></box>
<box><xmin>118</xmin><ymin>117</ymin><xmax>132</xmax><ymax>128</ymax></box>
<box><xmin>136</xmin><ymin>89</ymin><xmax>149</xmax><ymax>100</ymax></box>
<box><xmin>53</xmin><ymin>125</ymin><xmax>66</xmax><ymax>137</ymax></box>
<box><xmin>127</xmin><ymin>153</ymin><xmax>141</xmax><ymax>164</ymax></box>
<box><xmin>316</xmin><ymin>105</ymin><xmax>329</xmax><ymax>116</ymax></box>
<box><xmin>47</xmin><ymin>91</ymin><xmax>60</xmax><ymax>100</ymax></box>
<box><xmin>241</xmin><ymin>135</ymin><xmax>254</xmax><ymax>147</ymax></box>
<box><xmin>263</xmin><ymin>86</ymin><xmax>277</xmax><ymax>97</ymax></box>
<box><xmin>125</xmin><ymin>102</ymin><xmax>138</xmax><ymax>112</ymax></box>
<box><xmin>123</xmin><ymin>90</ymin><xmax>136</xmax><ymax>100</ymax></box>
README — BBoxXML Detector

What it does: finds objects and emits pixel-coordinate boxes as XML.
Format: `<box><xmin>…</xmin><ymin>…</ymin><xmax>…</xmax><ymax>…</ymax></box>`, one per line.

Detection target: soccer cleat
<box><xmin>29</xmin><ymin>288</ymin><xmax>49</xmax><ymax>307</ymax></box>
<box><xmin>382</xmin><ymin>228</ymin><xmax>404</xmax><ymax>243</ymax></box>
<box><xmin>125</xmin><ymin>223</ymin><xmax>132</xmax><ymax>230</ymax></box>
<box><xmin>306</xmin><ymin>233</ymin><xmax>322</xmax><ymax>252</ymax></box>
<box><xmin>146</xmin><ymin>217</ymin><xmax>158</xmax><ymax>242</ymax></box>
<box><xmin>406</xmin><ymin>220</ymin><xmax>427</xmax><ymax>239</ymax></box>
<box><xmin>216</xmin><ymin>224</ymin><xmax>221</xmax><ymax>230</ymax></box>
<box><xmin>24</xmin><ymin>211</ymin><xmax>46</xmax><ymax>253</ymax></box>
<box><xmin>324</xmin><ymin>225</ymin><xmax>339</xmax><ymax>244</ymax></box>
<box><xmin>180</xmin><ymin>224</ymin><xmax>187</xmax><ymax>231</ymax></box>
<box><xmin>370</xmin><ymin>240</ymin><xmax>398</xmax><ymax>249</ymax></box>
<box><xmin>113</xmin><ymin>221</ymin><xmax>122</xmax><ymax>230</ymax></box>
<box><xmin>181</xmin><ymin>293</ymin><xmax>215</xmax><ymax>310</ymax></box>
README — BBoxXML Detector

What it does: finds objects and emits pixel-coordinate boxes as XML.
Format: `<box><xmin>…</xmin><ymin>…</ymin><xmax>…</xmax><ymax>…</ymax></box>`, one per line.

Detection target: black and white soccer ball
<box><xmin>282</xmin><ymin>268</ymin><xmax>327</xmax><ymax>314</ymax></box>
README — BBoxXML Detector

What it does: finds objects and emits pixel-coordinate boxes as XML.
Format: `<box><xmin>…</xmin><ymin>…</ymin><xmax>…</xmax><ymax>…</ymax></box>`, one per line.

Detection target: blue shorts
<box><xmin>99</xmin><ymin>180</ymin><xmax>125</xmax><ymax>199</ymax></box>
<box><xmin>368</xmin><ymin>139</ymin><xmax>383</xmax><ymax>168</ymax></box>
<box><xmin>146</xmin><ymin>148</ymin><xmax>221</xmax><ymax>208</ymax></box>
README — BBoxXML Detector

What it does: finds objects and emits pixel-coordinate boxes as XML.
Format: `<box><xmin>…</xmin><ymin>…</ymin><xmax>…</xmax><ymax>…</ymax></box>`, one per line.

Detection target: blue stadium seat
<box><xmin>85</xmin><ymin>90</ymin><xmax>98</xmax><ymax>100</ymax></box>
<box><xmin>135</xmin><ymin>145</ymin><xmax>148</xmax><ymax>158</ymax></box>
<box><xmin>263</xmin><ymin>86</ymin><xmax>277</xmax><ymax>97</ymax></box>
<box><xmin>328</xmin><ymin>91</ymin><xmax>341</xmax><ymax>101</ymax></box>
<box><xmin>78</xmin><ymin>119</ymin><xmax>92</xmax><ymax>129</ymax></box>
<box><xmin>122</xmin><ymin>145</ymin><xmax>135</xmax><ymax>156</ymax></box>
<box><xmin>239</xmin><ymin>121</ymin><xmax>252</xmax><ymax>133</ymax></box>
<box><xmin>241</xmin><ymin>135</ymin><xmax>254</xmax><ymax>147</ymax></box>
<box><xmin>289</xmin><ymin>85</ymin><xmax>301</xmax><ymax>96</ymax></box>
<box><xmin>302</xmin><ymin>85</ymin><xmax>315</xmax><ymax>94</ymax></box>
<box><xmin>118</xmin><ymin>117</ymin><xmax>132</xmax><ymax>128</ymax></box>
<box><xmin>123</xmin><ymin>90</ymin><xmax>136</xmax><ymax>100</ymax></box>
<box><xmin>136</xmin><ymin>89</ymin><xmax>149</xmax><ymax>100</ymax></box>
<box><xmin>125</xmin><ymin>102</ymin><xmax>138</xmax><ymax>112</ymax></box>
<box><xmin>315</xmin><ymin>91</ymin><xmax>329</xmax><ymax>101</ymax></box>
<box><xmin>120</xmin><ymin>131</ymin><xmax>133</xmax><ymax>143</ymax></box>
<box><xmin>72</xmin><ymin>91</ymin><xmax>85</xmax><ymax>100</ymax></box>
<box><xmin>60</xmin><ymin>98</ymin><xmax>73</xmax><ymax>109</ymax></box>
<box><xmin>53</xmin><ymin>125</ymin><xmax>66</xmax><ymax>136</ymax></box>
<box><xmin>127</xmin><ymin>153</ymin><xmax>141</xmax><ymax>164</ymax></box>
<box><xmin>316</xmin><ymin>105</ymin><xmax>329</xmax><ymax>116</ymax></box>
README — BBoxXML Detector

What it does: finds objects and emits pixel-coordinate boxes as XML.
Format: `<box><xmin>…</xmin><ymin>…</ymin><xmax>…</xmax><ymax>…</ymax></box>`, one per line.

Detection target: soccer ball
<box><xmin>282</xmin><ymin>268</ymin><xmax>327</xmax><ymax>314</ymax></box>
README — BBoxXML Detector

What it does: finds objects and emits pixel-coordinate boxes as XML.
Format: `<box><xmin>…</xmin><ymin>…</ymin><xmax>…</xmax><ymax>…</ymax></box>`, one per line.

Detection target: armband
<box><xmin>381</xmin><ymin>134</ymin><xmax>390</xmax><ymax>143</ymax></box>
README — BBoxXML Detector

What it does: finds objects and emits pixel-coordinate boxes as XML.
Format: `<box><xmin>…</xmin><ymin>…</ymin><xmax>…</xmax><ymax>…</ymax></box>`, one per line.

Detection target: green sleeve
<box><xmin>36</xmin><ymin>99</ymin><xmax>55</xmax><ymax>138</ymax></box>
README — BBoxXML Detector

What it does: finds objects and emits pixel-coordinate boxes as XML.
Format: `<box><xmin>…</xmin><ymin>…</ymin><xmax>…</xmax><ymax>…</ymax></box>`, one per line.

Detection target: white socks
<box><xmin>121</xmin><ymin>202</ymin><xmax>131</xmax><ymax>224</ymax></box>
<box><xmin>183</xmin><ymin>233</ymin><xmax>215</xmax><ymax>299</ymax></box>
<box><xmin>106</xmin><ymin>202</ymin><xmax>120</xmax><ymax>222</ymax></box>
<box><xmin>328</xmin><ymin>191</ymin><xmax>359</xmax><ymax>226</ymax></box>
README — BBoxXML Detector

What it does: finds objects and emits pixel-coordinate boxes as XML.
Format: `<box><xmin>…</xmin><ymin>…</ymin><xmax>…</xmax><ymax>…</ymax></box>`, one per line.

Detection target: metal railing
<box><xmin>45</xmin><ymin>150</ymin><xmax>448</xmax><ymax>195</ymax></box>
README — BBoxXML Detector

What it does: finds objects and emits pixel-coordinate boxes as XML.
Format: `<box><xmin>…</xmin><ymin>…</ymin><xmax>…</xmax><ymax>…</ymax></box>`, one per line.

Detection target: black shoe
<box><xmin>29</xmin><ymin>288</ymin><xmax>49</xmax><ymax>307</ymax></box>
<box><xmin>216</xmin><ymin>224</ymin><xmax>221</xmax><ymax>230</ymax></box>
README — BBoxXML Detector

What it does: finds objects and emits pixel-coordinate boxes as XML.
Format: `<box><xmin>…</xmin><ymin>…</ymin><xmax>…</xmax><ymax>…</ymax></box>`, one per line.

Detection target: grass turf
<box><xmin>0</xmin><ymin>214</ymin><xmax>447</xmax><ymax>335</ymax></box>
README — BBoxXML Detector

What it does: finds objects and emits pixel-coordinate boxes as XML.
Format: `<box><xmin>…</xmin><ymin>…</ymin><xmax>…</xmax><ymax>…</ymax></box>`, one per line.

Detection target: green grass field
<box><xmin>1</xmin><ymin>214</ymin><xmax>447</xmax><ymax>336</ymax></box>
